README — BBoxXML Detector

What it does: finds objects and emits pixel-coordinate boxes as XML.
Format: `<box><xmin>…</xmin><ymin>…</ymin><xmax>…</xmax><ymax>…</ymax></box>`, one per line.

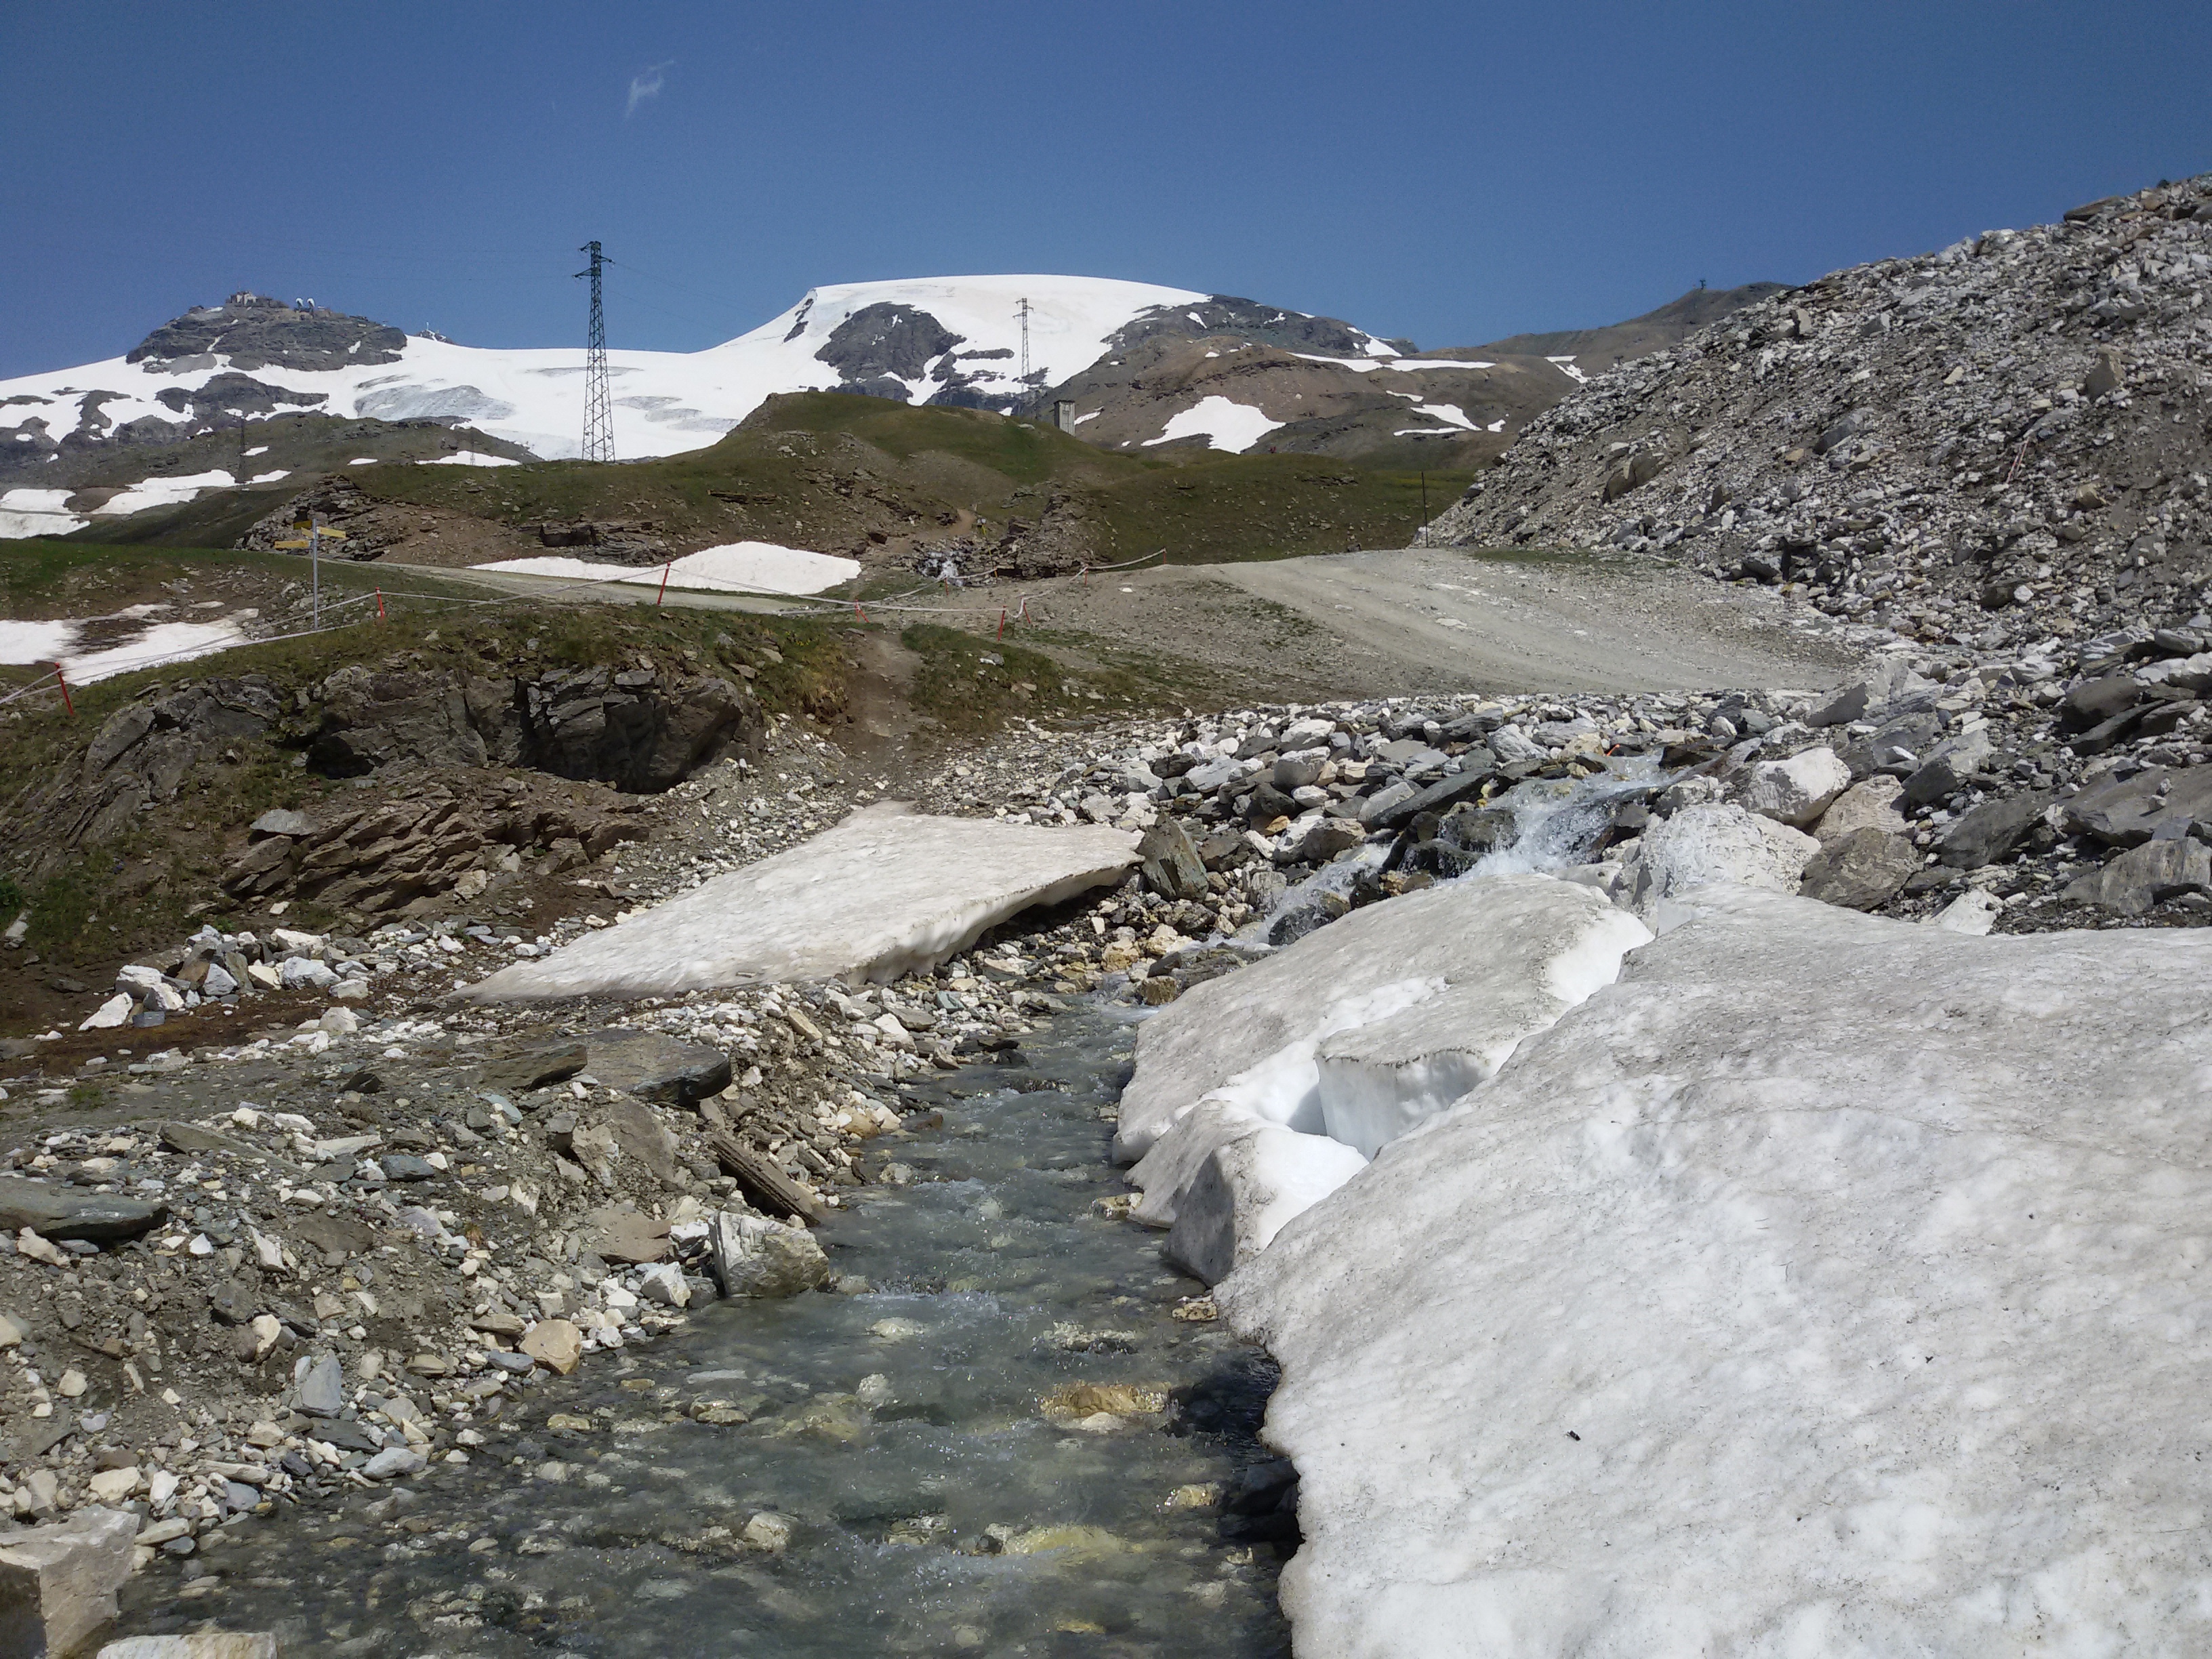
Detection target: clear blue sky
<box><xmin>4</xmin><ymin>1</ymin><xmax>2209</xmax><ymax>378</ymax></box>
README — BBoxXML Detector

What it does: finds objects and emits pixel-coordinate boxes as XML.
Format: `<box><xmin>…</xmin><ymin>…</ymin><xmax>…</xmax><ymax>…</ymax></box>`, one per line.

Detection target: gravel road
<box><xmin>1023</xmin><ymin>546</ymin><xmax>1861</xmax><ymax>701</ymax></box>
<box><xmin>392</xmin><ymin>545</ymin><xmax>1862</xmax><ymax>703</ymax></box>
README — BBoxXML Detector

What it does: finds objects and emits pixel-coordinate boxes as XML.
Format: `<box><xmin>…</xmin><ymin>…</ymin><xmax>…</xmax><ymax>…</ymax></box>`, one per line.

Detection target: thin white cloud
<box><xmin>626</xmin><ymin>60</ymin><xmax>674</xmax><ymax>118</ymax></box>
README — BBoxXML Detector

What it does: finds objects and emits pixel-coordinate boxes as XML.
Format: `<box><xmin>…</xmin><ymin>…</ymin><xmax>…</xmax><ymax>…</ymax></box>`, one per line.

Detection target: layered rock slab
<box><xmin>465</xmin><ymin>804</ymin><xmax>1137</xmax><ymax>1000</ymax></box>
<box><xmin>1219</xmin><ymin>886</ymin><xmax>2212</xmax><ymax>1657</ymax></box>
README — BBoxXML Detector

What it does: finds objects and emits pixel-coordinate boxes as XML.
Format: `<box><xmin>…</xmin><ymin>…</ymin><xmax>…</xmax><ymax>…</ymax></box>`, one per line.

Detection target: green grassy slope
<box><xmin>66</xmin><ymin>392</ymin><xmax>1476</xmax><ymax>567</ymax></box>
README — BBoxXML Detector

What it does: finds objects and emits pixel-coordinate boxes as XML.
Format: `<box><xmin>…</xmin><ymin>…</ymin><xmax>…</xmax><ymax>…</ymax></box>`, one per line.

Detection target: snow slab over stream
<box><xmin>1218</xmin><ymin>884</ymin><xmax>2212</xmax><ymax>1657</ymax></box>
<box><xmin>1118</xmin><ymin>876</ymin><xmax>1652</xmax><ymax>1283</ymax></box>
<box><xmin>464</xmin><ymin>804</ymin><xmax>1137</xmax><ymax>1000</ymax></box>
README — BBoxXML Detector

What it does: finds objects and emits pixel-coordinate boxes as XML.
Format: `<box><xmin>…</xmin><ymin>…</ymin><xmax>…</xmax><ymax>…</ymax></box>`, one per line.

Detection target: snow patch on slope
<box><xmin>478</xmin><ymin>541</ymin><xmax>862</xmax><ymax>597</ymax></box>
<box><xmin>1142</xmin><ymin>395</ymin><xmax>1284</xmax><ymax>453</ymax></box>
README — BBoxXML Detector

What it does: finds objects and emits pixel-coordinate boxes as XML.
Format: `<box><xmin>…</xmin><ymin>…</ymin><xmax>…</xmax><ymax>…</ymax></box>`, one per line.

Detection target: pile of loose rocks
<box><xmin>0</xmin><ymin>941</ymin><xmax>1075</xmax><ymax>1555</ymax></box>
<box><xmin>1427</xmin><ymin>173</ymin><xmax>2212</xmax><ymax>657</ymax></box>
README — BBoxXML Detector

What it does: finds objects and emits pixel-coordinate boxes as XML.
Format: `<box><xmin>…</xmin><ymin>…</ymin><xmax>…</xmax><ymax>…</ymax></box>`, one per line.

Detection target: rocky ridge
<box><xmin>1428</xmin><ymin>173</ymin><xmax>2212</xmax><ymax>657</ymax></box>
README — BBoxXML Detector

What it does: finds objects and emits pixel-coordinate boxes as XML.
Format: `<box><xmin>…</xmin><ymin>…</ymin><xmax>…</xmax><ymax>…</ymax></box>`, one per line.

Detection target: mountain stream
<box><xmin>111</xmin><ymin>1008</ymin><xmax>1292</xmax><ymax>1657</ymax></box>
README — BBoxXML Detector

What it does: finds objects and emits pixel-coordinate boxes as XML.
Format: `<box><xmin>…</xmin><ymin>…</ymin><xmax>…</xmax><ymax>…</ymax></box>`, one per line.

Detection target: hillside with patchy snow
<box><xmin>0</xmin><ymin>278</ymin><xmax>1776</xmax><ymax>539</ymax></box>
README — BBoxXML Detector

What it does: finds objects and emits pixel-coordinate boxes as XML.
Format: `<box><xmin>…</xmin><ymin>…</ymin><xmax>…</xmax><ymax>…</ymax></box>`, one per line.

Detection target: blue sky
<box><xmin>3</xmin><ymin>1</ymin><xmax>2209</xmax><ymax>377</ymax></box>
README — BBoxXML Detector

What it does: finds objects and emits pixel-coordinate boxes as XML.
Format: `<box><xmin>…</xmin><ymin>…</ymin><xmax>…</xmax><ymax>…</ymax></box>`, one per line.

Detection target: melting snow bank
<box><xmin>0</xmin><ymin>613</ymin><xmax>253</xmax><ymax>683</ymax></box>
<box><xmin>1116</xmin><ymin>876</ymin><xmax>1651</xmax><ymax>1282</ymax></box>
<box><xmin>475</xmin><ymin>540</ymin><xmax>863</xmax><ymax>597</ymax></box>
<box><xmin>464</xmin><ymin>804</ymin><xmax>1138</xmax><ymax>1001</ymax></box>
<box><xmin>1216</xmin><ymin>884</ymin><xmax>2212</xmax><ymax>1656</ymax></box>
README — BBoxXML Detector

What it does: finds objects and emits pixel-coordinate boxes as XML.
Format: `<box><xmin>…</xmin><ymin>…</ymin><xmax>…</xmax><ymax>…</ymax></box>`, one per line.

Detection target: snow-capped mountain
<box><xmin>0</xmin><ymin>276</ymin><xmax>1216</xmax><ymax>468</ymax></box>
<box><xmin>0</xmin><ymin>276</ymin><xmax>1776</xmax><ymax>539</ymax></box>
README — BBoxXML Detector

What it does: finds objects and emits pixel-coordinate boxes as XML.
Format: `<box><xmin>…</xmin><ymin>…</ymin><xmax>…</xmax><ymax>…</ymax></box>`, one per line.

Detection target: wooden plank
<box><xmin>705</xmin><ymin>1130</ymin><xmax>823</xmax><ymax>1225</ymax></box>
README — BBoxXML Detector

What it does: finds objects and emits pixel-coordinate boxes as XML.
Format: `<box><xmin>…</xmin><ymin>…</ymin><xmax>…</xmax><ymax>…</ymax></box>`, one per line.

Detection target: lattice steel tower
<box><xmin>576</xmin><ymin>241</ymin><xmax>615</xmax><ymax>462</ymax></box>
<box><xmin>1015</xmin><ymin>296</ymin><xmax>1032</xmax><ymax>413</ymax></box>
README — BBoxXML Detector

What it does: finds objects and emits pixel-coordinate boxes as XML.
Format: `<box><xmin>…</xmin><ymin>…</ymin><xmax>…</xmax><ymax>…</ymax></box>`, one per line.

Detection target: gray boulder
<box><xmin>296</xmin><ymin>1353</ymin><xmax>345</xmax><ymax>1418</ymax></box>
<box><xmin>1137</xmin><ymin>819</ymin><xmax>1210</xmax><ymax>901</ymax></box>
<box><xmin>2065</xmin><ymin>839</ymin><xmax>2212</xmax><ymax>916</ymax></box>
<box><xmin>1939</xmin><ymin>792</ymin><xmax>2053</xmax><ymax>868</ymax></box>
<box><xmin>583</xmin><ymin>1029</ymin><xmax>733</xmax><ymax>1107</ymax></box>
<box><xmin>0</xmin><ymin>1180</ymin><xmax>167</xmax><ymax>1243</ymax></box>
<box><xmin>1902</xmin><ymin>729</ymin><xmax>1995</xmax><ymax>805</ymax></box>
<box><xmin>0</xmin><ymin>1506</ymin><xmax>138</xmax><ymax>1658</ymax></box>
<box><xmin>708</xmin><ymin>1211</ymin><xmax>832</xmax><ymax>1298</ymax></box>
<box><xmin>1366</xmin><ymin>759</ymin><xmax>1496</xmax><ymax>832</ymax></box>
<box><xmin>1799</xmin><ymin>829</ymin><xmax>1920</xmax><ymax>911</ymax></box>
<box><xmin>2062</xmin><ymin>766</ymin><xmax>2212</xmax><ymax>848</ymax></box>
<box><xmin>1734</xmin><ymin>747</ymin><xmax>1851</xmax><ymax>827</ymax></box>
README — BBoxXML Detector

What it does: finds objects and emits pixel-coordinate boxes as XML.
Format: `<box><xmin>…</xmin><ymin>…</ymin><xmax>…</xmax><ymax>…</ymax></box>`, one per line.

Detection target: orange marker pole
<box><xmin>50</xmin><ymin>663</ymin><xmax>73</xmax><ymax>718</ymax></box>
<box><xmin>375</xmin><ymin>588</ymin><xmax>386</xmax><ymax>621</ymax></box>
<box><xmin>997</xmin><ymin>607</ymin><xmax>1007</xmax><ymax>640</ymax></box>
<box><xmin>657</xmin><ymin>560</ymin><xmax>672</xmax><ymax>607</ymax></box>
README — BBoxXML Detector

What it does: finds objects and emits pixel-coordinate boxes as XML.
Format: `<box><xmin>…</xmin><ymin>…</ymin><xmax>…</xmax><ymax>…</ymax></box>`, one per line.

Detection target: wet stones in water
<box><xmin>1219</xmin><ymin>1456</ymin><xmax>1302</xmax><ymax>1545</ymax></box>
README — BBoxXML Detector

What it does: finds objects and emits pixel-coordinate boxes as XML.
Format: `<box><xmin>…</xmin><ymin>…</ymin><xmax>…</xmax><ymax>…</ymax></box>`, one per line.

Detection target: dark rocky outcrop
<box><xmin>305</xmin><ymin>661</ymin><xmax>761</xmax><ymax>794</ymax></box>
<box><xmin>155</xmin><ymin>372</ymin><xmax>329</xmax><ymax>422</ymax></box>
<box><xmin>815</xmin><ymin>303</ymin><xmax>966</xmax><ymax>396</ymax></box>
<box><xmin>516</xmin><ymin>666</ymin><xmax>760</xmax><ymax>795</ymax></box>
<box><xmin>43</xmin><ymin>676</ymin><xmax>286</xmax><ymax>853</ymax></box>
<box><xmin>1107</xmin><ymin>295</ymin><xmax>1396</xmax><ymax>358</ymax></box>
<box><xmin>128</xmin><ymin>292</ymin><xmax>407</xmax><ymax>373</ymax></box>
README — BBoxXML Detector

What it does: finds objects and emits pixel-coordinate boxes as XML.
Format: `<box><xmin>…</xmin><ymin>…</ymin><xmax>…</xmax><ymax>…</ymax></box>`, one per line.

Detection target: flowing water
<box><xmin>114</xmin><ymin>1007</ymin><xmax>1292</xmax><ymax>1657</ymax></box>
<box><xmin>1262</xmin><ymin>755</ymin><xmax>1668</xmax><ymax>937</ymax></box>
<box><xmin>1462</xmin><ymin>757</ymin><xmax>1666</xmax><ymax>878</ymax></box>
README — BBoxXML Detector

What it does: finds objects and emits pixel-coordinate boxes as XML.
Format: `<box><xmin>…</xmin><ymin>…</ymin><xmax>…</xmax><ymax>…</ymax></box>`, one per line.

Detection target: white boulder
<box><xmin>709</xmin><ymin>1210</ymin><xmax>831</xmax><ymax>1298</ymax></box>
<box><xmin>466</xmin><ymin>804</ymin><xmax>1136</xmax><ymax>1000</ymax></box>
<box><xmin>1929</xmin><ymin>887</ymin><xmax>2004</xmax><ymax>935</ymax></box>
<box><xmin>1616</xmin><ymin>802</ymin><xmax>1818</xmax><ymax>918</ymax></box>
<box><xmin>1732</xmin><ymin>745</ymin><xmax>1851</xmax><ymax>826</ymax></box>
<box><xmin>1221</xmin><ymin>886</ymin><xmax>2212</xmax><ymax>1656</ymax></box>
<box><xmin>278</xmin><ymin>957</ymin><xmax>337</xmax><ymax>991</ymax></box>
<box><xmin>78</xmin><ymin>994</ymin><xmax>131</xmax><ymax>1032</ymax></box>
<box><xmin>1810</xmin><ymin>773</ymin><xmax>1908</xmax><ymax>842</ymax></box>
<box><xmin>0</xmin><ymin>1506</ymin><xmax>138</xmax><ymax>1658</ymax></box>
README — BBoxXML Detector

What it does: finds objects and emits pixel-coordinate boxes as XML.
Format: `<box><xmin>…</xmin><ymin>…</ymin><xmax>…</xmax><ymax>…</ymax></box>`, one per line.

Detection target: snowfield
<box><xmin>0</xmin><ymin>274</ymin><xmax>1206</xmax><ymax>469</ymax></box>
<box><xmin>476</xmin><ymin>541</ymin><xmax>862</xmax><ymax>596</ymax></box>
<box><xmin>1217</xmin><ymin>884</ymin><xmax>2212</xmax><ymax>1656</ymax></box>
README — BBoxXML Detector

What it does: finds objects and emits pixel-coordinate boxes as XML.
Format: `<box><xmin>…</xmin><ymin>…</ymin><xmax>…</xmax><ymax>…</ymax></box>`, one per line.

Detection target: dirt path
<box><xmin>387</xmin><ymin>545</ymin><xmax>1861</xmax><ymax>704</ymax></box>
<box><xmin>1012</xmin><ymin>546</ymin><xmax>1861</xmax><ymax>701</ymax></box>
